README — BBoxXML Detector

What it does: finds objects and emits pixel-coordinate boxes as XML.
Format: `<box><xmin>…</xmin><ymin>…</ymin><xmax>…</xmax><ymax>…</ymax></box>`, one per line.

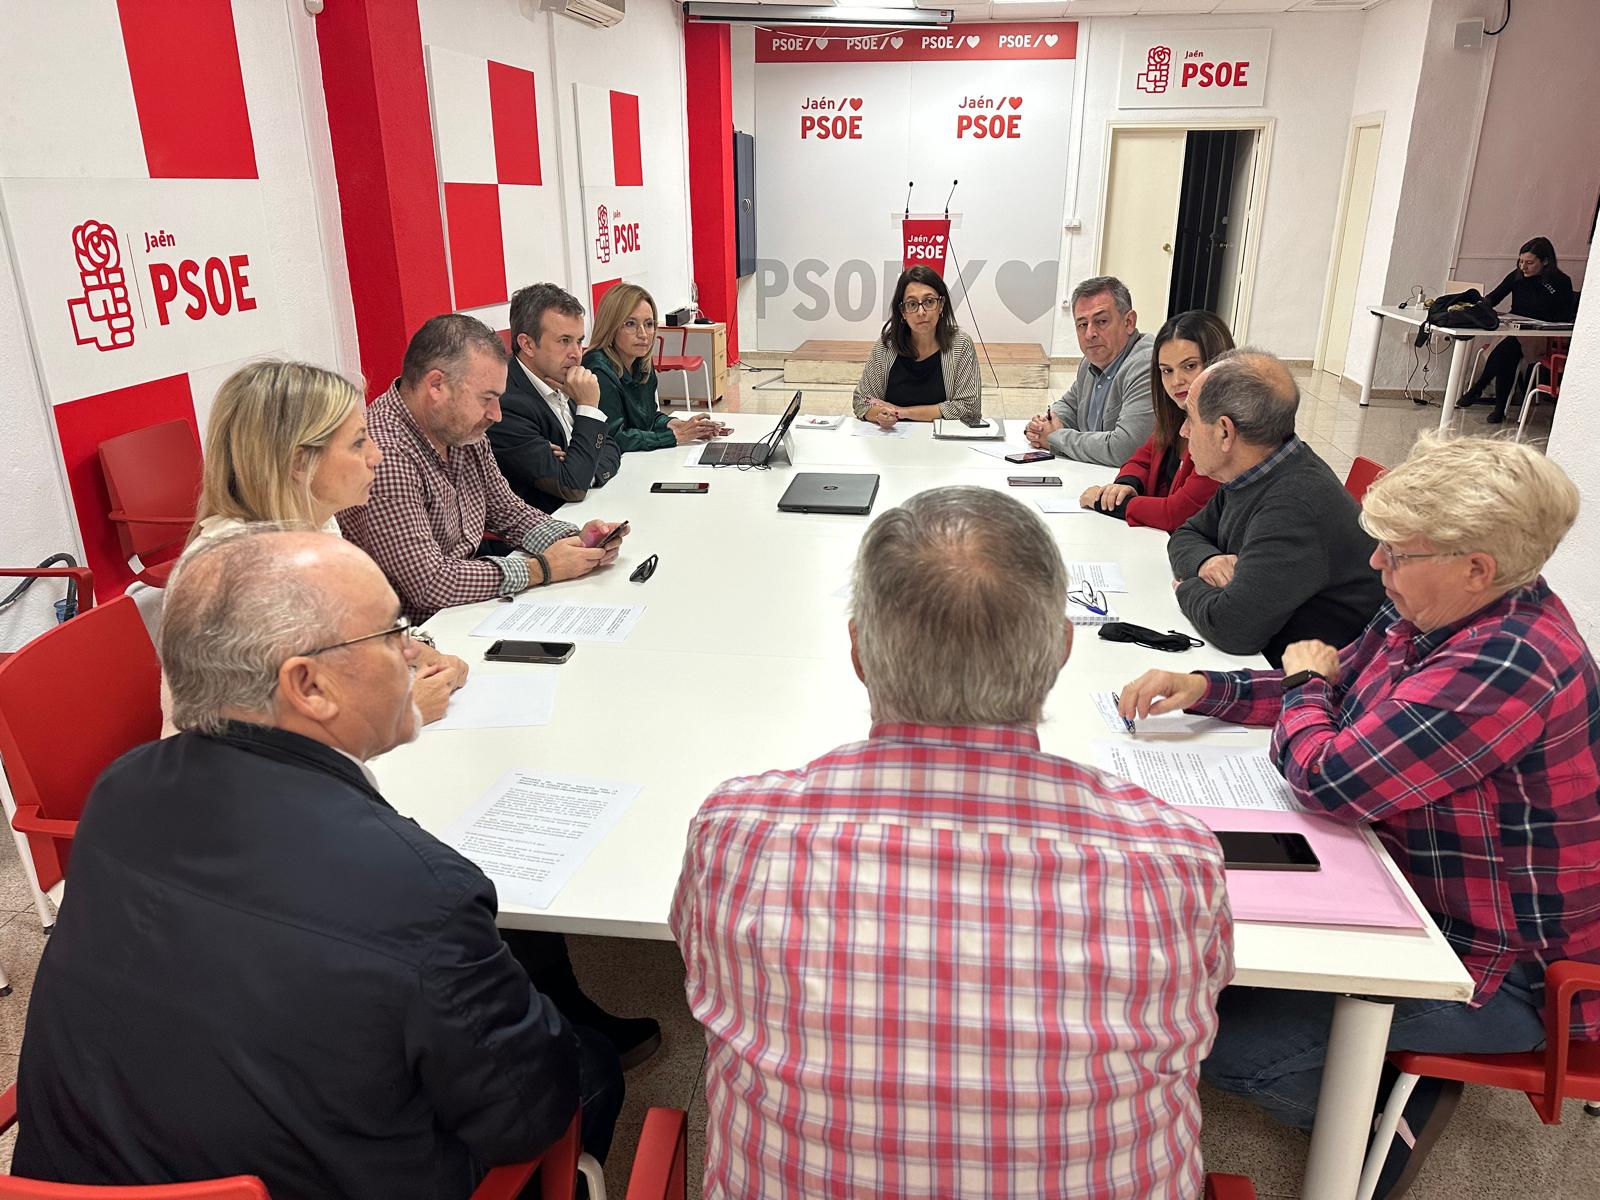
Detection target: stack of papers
<box><xmin>470</xmin><ymin>602</ymin><xmax>645</xmax><ymax>643</ymax></box>
<box><xmin>1094</xmin><ymin>741</ymin><xmax>1298</xmax><ymax>811</ymax></box>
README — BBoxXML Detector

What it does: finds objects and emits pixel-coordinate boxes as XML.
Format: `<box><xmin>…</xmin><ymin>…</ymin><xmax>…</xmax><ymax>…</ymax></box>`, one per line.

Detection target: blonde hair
<box><xmin>589</xmin><ymin>283</ymin><xmax>657</xmax><ymax>379</ymax></box>
<box><xmin>194</xmin><ymin>361</ymin><xmax>363</xmax><ymax>535</ymax></box>
<box><xmin>1361</xmin><ymin>434</ymin><xmax>1579</xmax><ymax>590</ymax></box>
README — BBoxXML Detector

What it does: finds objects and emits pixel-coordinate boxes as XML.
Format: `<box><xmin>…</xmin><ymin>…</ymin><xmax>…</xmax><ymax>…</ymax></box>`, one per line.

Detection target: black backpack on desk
<box><xmin>1415</xmin><ymin>289</ymin><xmax>1499</xmax><ymax>346</ymax></box>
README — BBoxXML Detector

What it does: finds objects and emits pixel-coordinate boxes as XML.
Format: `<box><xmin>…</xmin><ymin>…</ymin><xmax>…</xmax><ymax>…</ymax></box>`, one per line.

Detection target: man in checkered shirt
<box><xmin>339</xmin><ymin>313</ymin><xmax>626</xmax><ymax>624</ymax></box>
<box><xmin>671</xmin><ymin>486</ymin><xmax>1234</xmax><ymax>1199</ymax></box>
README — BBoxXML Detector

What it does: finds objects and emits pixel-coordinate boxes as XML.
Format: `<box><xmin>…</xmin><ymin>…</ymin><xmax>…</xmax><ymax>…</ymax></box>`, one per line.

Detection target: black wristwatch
<box><xmin>1280</xmin><ymin>669</ymin><xmax>1325</xmax><ymax>691</ymax></box>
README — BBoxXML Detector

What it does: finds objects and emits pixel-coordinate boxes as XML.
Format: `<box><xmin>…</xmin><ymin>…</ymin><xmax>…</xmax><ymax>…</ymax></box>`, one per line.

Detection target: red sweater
<box><xmin>1114</xmin><ymin>435</ymin><xmax>1220</xmax><ymax>532</ymax></box>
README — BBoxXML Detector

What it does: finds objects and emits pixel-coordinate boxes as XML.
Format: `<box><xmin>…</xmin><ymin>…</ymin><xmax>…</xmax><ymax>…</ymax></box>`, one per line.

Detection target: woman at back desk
<box><xmin>1459</xmin><ymin>236</ymin><xmax>1575</xmax><ymax>424</ymax></box>
<box><xmin>854</xmin><ymin>266</ymin><xmax>982</xmax><ymax>429</ymax></box>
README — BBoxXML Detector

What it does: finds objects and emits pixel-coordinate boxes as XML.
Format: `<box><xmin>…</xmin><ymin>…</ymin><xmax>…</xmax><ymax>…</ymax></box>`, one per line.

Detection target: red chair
<box><xmin>98</xmin><ymin>419</ymin><xmax>203</xmax><ymax>588</ymax></box>
<box><xmin>0</xmin><ymin>567</ymin><xmax>96</xmax><ymax>665</ymax></box>
<box><xmin>0</xmin><ymin>595</ymin><xmax>161</xmax><ymax>928</ymax></box>
<box><xmin>1205</xmin><ymin>1176</ymin><xmax>1257</xmax><ymax>1200</ymax></box>
<box><xmin>1344</xmin><ymin>456</ymin><xmax>1386</xmax><ymax>503</ymax></box>
<box><xmin>1515</xmin><ymin>351</ymin><xmax>1566</xmax><ymax>442</ymax></box>
<box><xmin>653</xmin><ymin>330</ymin><xmax>712</xmax><ymax>417</ymax></box>
<box><xmin>1355</xmin><ymin>959</ymin><xmax>1600</xmax><ymax>1200</ymax></box>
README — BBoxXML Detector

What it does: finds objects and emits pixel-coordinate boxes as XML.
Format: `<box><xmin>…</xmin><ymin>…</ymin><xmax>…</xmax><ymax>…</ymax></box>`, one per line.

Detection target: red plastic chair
<box><xmin>0</xmin><ymin>595</ymin><xmax>160</xmax><ymax>915</ymax></box>
<box><xmin>0</xmin><ymin>568</ymin><xmax>96</xmax><ymax>665</ymax></box>
<box><xmin>98</xmin><ymin>419</ymin><xmax>203</xmax><ymax>588</ymax></box>
<box><xmin>654</xmin><ymin>330</ymin><xmax>712</xmax><ymax>417</ymax></box>
<box><xmin>1344</xmin><ymin>456</ymin><xmax>1386</xmax><ymax>503</ymax></box>
<box><xmin>1205</xmin><ymin>1176</ymin><xmax>1257</xmax><ymax>1200</ymax></box>
<box><xmin>1355</xmin><ymin>959</ymin><xmax>1600</xmax><ymax>1200</ymax></box>
<box><xmin>1515</xmin><ymin>351</ymin><xmax>1566</xmax><ymax>442</ymax></box>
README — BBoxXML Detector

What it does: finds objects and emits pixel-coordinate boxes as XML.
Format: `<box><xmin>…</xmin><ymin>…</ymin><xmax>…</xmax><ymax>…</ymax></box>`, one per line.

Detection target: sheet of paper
<box><xmin>1093</xmin><ymin>740</ymin><xmax>1299</xmax><ymax>811</ymax></box>
<box><xmin>968</xmin><ymin>440</ymin><xmax>1029</xmax><ymax>460</ymax></box>
<box><xmin>1066</xmin><ymin>560</ymin><xmax>1127</xmax><ymax>592</ymax></box>
<box><xmin>427</xmin><ymin>674</ymin><xmax>558</xmax><ymax>732</ymax></box>
<box><xmin>470</xmin><ymin>602</ymin><xmax>645</xmax><ymax>642</ymax></box>
<box><xmin>1090</xmin><ymin>691</ymin><xmax>1253</xmax><ymax>738</ymax></box>
<box><xmin>446</xmin><ymin>769</ymin><xmax>641</xmax><ymax>909</ymax></box>
<box><xmin>850</xmin><ymin>419</ymin><xmax>907</xmax><ymax>438</ymax></box>
<box><xmin>1035</xmin><ymin>498</ymin><xmax>1099</xmax><ymax>515</ymax></box>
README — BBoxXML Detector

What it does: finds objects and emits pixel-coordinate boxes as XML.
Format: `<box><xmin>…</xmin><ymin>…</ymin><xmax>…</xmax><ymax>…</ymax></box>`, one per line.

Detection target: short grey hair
<box><xmin>161</xmin><ymin>527</ymin><xmax>346</xmax><ymax>735</ymax></box>
<box><xmin>400</xmin><ymin>313</ymin><xmax>507</xmax><ymax>388</ymax></box>
<box><xmin>1192</xmin><ymin>347</ymin><xmax>1298</xmax><ymax>446</ymax></box>
<box><xmin>1070</xmin><ymin>275</ymin><xmax>1133</xmax><ymax>315</ymax></box>
<box><xmin>851</xmin><ymin>487</ymin><xmax>1069</xmax><ymax>726</ymax></box>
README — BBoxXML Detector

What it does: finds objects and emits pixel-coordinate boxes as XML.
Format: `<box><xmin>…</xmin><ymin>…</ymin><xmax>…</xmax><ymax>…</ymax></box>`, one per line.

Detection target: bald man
<box><xmin>1168</xmin><ymin>349</ymin><xmax>1384</xmax><ymax>668</ymax></box>
<box><xmin>14</xmin><ymin>530</ymin><xmax>621</xmax><ymax>1199</ymax></box>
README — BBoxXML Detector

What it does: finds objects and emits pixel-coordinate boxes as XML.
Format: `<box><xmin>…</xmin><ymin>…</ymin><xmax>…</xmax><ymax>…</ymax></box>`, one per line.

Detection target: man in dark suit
<box><xmin>491</xmin><ymin>283</ymin><xmax>621</xmax><ymax>512</ymax></box>
<box><xmin>13</xmin><ymin>529</ymin><xmax>623</xmax><ymax>1199</ymax></box>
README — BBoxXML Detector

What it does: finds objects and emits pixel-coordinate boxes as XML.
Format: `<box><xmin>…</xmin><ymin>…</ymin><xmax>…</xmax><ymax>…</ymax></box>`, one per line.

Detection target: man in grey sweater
<box><xmin>1169</xmin><ymin>350</ymin><xmax>1384</xmax><ymax>668</ymax></box>
<box><xmin>1025</xmin><ymin>276</ymin><xmax>1154</xmax><ymax>467</ymax></box>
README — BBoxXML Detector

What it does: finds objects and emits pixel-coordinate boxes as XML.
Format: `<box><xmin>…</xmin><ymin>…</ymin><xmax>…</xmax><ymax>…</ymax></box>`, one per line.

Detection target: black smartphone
<box><xmin>960</xmin><ymin>415</ymin><xmax>990</xmax><ymax>428</ymax></box>
<box><xmin>651</xmin><ymin>482</ymin><xmax>710</xmax><ymax>494</ymax></box>
<box><xmin>1005</xmin><ymin>449</ymin><xmax>1054</xmax><ymax>464</ymax></box>
<box><xmin>1216</xmin><ymin>831</ymin><xmax>1321</xmax><ymax>872</ymax></box>
<box><xmin>1008</xmin><ymin>476</ymin><xmax>1063</xmax><ymax>487</ymax></box>
<box><xmin>598</xmin><ymin>520</ymin><xmax>630</xmax><ymax>548</ymax></box>
<box><xmin>484</xmin><ymin>639</ymin><xmax>576</xmax><ymax>664</ymax></box>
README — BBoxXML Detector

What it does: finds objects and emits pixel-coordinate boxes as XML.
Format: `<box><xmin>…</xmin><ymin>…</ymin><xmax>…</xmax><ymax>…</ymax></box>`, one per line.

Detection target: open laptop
<box><xmin>777</xmin><ymin>472</ymin><xmax>881</xmax><ymax>516</ymax></box>
<box><xmin>698</xmin><ymin>391</ymin><xmax>801</xmax><ymax>467</ymax></box>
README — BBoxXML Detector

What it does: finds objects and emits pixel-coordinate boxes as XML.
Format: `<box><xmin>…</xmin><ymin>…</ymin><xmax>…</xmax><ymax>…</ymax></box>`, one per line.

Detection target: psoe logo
<box><xmin>595</xmin><ymin>204</ymin><xmax>612</xmax><ymax>265</ymax></box>
<box><xmin>68</xmin><ymin>220</ymin><xmax>135</xmax><ymax>352</ymax></box>
<box><xmin>1137</xmin><ymin>45</ymin><xmax>1172</xmax><ymax>94</ymax></box>
<box><xmin>956</xmin><ymin>95</ymin><xmax>1024</xmax><ymax>139</ymax></box>
<box><xmin>800</xmin><ymin>96</ymin><xmax>863</xmax><ymax>140</ymax></box>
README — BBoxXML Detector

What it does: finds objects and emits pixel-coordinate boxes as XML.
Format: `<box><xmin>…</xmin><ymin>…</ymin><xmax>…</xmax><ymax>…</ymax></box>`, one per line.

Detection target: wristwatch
<box><xmin>1280</xmin><ymin>669</ymin><xmax>1325</xmax><ymax>691</ymax></box>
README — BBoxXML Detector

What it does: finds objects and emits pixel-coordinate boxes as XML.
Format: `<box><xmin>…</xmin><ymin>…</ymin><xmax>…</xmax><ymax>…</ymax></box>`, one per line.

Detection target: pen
<box><xmin>1112</xmin><ymin>692</ymin><xmax>1136</xmax><ymax>735</ymax></box>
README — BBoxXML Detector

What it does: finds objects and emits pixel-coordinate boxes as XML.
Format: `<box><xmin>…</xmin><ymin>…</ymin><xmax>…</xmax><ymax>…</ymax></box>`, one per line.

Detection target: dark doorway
<box><xmin>1168</xmin><ymin>129</ymin><xmax>1255</xmax><ymax>322</ymax></box>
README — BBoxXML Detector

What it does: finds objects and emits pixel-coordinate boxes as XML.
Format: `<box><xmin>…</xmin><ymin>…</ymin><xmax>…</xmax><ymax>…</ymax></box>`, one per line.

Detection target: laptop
<box><xmin>777</xmin><ymin>472</ymin><xmax>881</xmax><ymax>516</ymax></box>
<box><xmin>698</xmin><ymin>391</ymin><xmax>802</xmax><ymax>467</ymax></box>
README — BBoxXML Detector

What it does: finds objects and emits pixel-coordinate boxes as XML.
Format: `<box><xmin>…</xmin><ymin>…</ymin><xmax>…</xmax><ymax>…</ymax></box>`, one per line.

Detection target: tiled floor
<box><xmin>2</xmin><ymin>364</ymin><xmax>1582</xmax><ymax>1196</ymax></box>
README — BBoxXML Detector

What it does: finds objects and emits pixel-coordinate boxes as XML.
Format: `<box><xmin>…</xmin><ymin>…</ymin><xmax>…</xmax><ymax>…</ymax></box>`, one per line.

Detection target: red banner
<box><xmin>757</xmin><ymin>23</ymin><xmax>1077</xmax><ymax>64</ymax></box>
<box><xmin>902</xmin><ymin>217</ymin><xmax>951</xmax><ymax>276</ymax></box>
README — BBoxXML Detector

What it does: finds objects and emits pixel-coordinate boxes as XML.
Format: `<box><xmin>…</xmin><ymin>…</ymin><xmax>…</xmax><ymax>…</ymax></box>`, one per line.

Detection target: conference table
<box><xmin>1358</xmin><ymin>304</ymin><xmax>1574</xmax><ymax>431</ymax></box>
<box><xmin>373</xmin><ymin>412</ymin><xmax>1473</xmax><ymax>1200</ymax></box>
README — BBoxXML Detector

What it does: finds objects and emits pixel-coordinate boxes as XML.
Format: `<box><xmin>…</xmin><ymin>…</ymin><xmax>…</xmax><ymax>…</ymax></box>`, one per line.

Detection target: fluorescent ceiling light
<box><xmin>683</xmin><ymin>3</ymin><xmax>952</xmax><ymax>25</ymax></box>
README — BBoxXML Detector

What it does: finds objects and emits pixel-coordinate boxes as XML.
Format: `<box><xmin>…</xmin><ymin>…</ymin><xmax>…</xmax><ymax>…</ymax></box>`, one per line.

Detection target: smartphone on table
<box><xmin>1216</xmin><ymin>831</ymin><xmax>1320</xmax><ymax>871</ymax></box>
<box><xmin>1005</xmin><ymin>449</ymin><xmax>1054</xmax><ymax>464</ymax></box>
<box><xmin>484</xmin><ymin>640</ymin><xmax>576</xmax><ymax>664</ymax></box>
<box><xmin>651</xmin><ymin>482</ymin><xmax>709</xmax><ymax>494</ymax></box>
<box><xmin>1008</xmin><ymin>476</ymin><xmax>1063</xmax><ymax>487</ymax></box>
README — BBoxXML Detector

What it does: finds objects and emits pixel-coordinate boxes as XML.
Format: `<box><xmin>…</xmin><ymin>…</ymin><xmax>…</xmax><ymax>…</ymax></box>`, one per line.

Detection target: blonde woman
<box><xmin>185</xmin><ymin>361</ymin><xmax>468</xmax><ymax>722</ymax></box>
<box><xmin>582</xmin><ymin>283</ymin><xmax>725</xmax><ymax>452</ymax></box>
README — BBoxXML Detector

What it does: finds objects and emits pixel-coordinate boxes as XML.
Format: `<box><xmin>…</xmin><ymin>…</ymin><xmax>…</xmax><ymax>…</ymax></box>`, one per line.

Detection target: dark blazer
<box><xmin>490</xmin><ymin>358</ymin><xmax>621</xmax><ymax>512</ymax></box>
<box><xmin>13</xmin><ymin>723</ymin><xmax>577</xmax><ymax>1200</ymax></box>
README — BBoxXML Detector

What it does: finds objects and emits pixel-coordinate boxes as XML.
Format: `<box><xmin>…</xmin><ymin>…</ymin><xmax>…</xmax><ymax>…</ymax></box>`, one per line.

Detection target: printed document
<box><xmin>1066</xmin><ymin>561</ymin><xmax>1128</xmax><ymax>592</ymax></box>
<box><xmin>470</xmin><ymin>602</ymin><xmax>644</xmax><ymax>642</ymax></box>
<box><xmin>446</xmin><ymin>769</ymin><xmax>641</xmax><ymax>909</ymax></box>
<box><xmin>1094</xmin><ymin>741</ymin><xmax>1299</xmax><ymax>811</ymax></box>
<box><xmin>1091</xmin><ymin>691</ymin><xmax>1252</xmax><ymax>738</ymax></box>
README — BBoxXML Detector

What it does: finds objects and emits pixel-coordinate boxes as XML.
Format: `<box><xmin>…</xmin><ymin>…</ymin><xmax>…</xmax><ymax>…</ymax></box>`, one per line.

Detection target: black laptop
<box><xmin>699</xmin><ymin>391</ymin><xmax>801</xmax><ymax>467</ymax></box>
<box><xmin>777</xmin><ymin>472</ymin><xmax>881</xmax><ymax>515</ymax></box>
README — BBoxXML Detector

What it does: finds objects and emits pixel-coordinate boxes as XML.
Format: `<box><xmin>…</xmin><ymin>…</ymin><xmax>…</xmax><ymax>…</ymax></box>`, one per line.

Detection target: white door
<box><xmin>1098</xmin><ymin>128</ymin><xmax>1187</xmax><ymax>326</ymax></box>
<box><xmin>1317</xmin><ymin>121</ymin><xmax>1382</xmax><ymax>374</ymax></box>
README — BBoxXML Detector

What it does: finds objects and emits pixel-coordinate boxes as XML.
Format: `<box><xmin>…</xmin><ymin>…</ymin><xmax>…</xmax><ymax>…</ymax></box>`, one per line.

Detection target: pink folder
<box><xmin>1178</xmin><ymin>805</ymin><xmax>1428</xmax><ymax>930</ymax></box>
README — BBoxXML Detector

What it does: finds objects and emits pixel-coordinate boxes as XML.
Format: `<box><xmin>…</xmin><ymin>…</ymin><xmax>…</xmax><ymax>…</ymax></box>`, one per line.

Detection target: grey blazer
<box><xmin>851</xmin><ymin>329</ymin><xmax>982</xmax><ymax>422</ymax></box>
<box><xmin>1047</xmin><ymin>332</ymin><xmax>1155</xmax><ymax>467</ymax></box>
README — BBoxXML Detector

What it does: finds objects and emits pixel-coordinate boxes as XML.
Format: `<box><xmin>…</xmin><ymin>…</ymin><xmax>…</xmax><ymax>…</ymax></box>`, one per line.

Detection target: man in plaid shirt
<box><xmin>1121</xmin><ymin>436</ymin><xmax>1600</xmax><ymax>1198</ymax></box>
<box><xmin>339</xmin><ymin>313</ymin><xmax>625</xmax><ymax>624</ymax></box>
<box><xmin>672</xmin><ymin>487</ymin><xmax>1234</xmax><ymax>1200</ymax></box>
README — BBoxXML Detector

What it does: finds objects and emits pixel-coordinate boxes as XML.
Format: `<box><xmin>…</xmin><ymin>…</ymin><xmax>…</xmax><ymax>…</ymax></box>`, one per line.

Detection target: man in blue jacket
<box><xmin>13</xmin><ymin>529</ymin><xmax>622</xmax><ymax>1199</ymax></box>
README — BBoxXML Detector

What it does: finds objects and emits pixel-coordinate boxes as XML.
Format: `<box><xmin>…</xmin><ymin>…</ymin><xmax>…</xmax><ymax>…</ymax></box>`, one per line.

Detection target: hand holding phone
<box><xmin>599</xmin><ymin>520</ymin><xmax>630</xmax><ymax>548</ymax></box>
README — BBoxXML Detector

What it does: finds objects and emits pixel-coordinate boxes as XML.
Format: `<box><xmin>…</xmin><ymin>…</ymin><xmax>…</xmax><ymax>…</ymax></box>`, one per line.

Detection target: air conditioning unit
<box><xmin>539</xmin><ymin>0</ymin><xmax>624</xmax><ymax>28</ymax></box>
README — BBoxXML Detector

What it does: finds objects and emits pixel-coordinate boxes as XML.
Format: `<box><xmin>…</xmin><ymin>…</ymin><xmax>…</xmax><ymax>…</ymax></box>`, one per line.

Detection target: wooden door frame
<box><xmin>1314</xmin><ymin>112</ymin><xmax>1384</xmax><ymax>374</ymax></box>
<box><xmin>1094</xmin><ymin>117</ymin><xmax>1275</xmax><ymax>342</ymax></box>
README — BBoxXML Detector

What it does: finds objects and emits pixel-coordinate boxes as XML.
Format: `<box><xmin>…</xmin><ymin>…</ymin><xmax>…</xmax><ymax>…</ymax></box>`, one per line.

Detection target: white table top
<box><xmin>1369</xmin><ymin>304</ymin><xmax>1573</xmax><ymax>340</ymax></box>
<box><xmin>372</xmin><ymin>413</ymin><xmax>1472</xmax><ymax>1003</ymax></box>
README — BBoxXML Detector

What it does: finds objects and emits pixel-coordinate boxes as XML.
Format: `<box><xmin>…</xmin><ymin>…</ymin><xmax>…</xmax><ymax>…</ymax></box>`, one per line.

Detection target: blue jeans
<box><xmin>1201</xmin><ymin>962</ymin><xmax>1547</xmax><ymax>1131</ymax></box>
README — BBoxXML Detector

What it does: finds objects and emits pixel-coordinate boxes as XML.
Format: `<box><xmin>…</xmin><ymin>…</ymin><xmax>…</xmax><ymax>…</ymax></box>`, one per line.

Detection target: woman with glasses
<box><xmin>853</xmin><ymin>266</ymin><xmax>982</xmax><ymax>429</ymax></box>
<box><xmin>178</xmin><ymin>360</ymin><xmax>468</xmax><ymax>724</ymax></box>
<box><xmin>1119</xmin><ymin>436</ymin><xmax>1600</xmax><ymax>1192</ymax></box>
<box><xmin>583</xmin><ymin>283</ymin><xmax>727</xmax><ymax>452</ymax></box>
<box><xmin>1079</xmin><ymin>309</ymin><xmax>1232</xmax><ymax>531</ymax></box>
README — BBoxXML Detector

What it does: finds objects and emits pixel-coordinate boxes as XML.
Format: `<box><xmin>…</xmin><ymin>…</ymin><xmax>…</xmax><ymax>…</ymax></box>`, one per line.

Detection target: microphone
<box><xmin>904</xmin><ymin>181</ymin><xmax>914</xmax><ymax>220</ymax></box>
<box><xmin>944</xmin><ymin>179</ymin><xmax>958</xmax><ymax>217</ymax></box>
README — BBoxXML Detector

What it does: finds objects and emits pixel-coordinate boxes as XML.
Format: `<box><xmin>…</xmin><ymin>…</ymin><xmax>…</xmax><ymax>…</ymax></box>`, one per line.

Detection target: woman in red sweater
<box><xmin>1078</xmin><ymin>309</ymin><xmax>1233</xmax><ymax>532</ymax></box>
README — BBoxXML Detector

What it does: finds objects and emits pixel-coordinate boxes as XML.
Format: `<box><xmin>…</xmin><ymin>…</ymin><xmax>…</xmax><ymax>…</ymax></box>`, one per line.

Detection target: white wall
<box><xmin>1544</xmin><ymin>217</ymin><xmax>1600</xmax><ymax>651</ymax></box>
<box><xmin>1455</xmin><ymin>0</ymin><xmax>1600</xmax><ymax>293</ymax></box>
<box><xmin>0</xmin><ymin>0</ymin><xmax>357</xmax><ymax>650</ymax></box>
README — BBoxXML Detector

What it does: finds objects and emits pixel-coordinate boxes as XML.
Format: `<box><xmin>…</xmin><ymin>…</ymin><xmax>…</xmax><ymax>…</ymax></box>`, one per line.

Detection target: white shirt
<box><xmin>516</xmin><ymin>356</ymin><xmax>605</xmax><ymax>443</ymax></box>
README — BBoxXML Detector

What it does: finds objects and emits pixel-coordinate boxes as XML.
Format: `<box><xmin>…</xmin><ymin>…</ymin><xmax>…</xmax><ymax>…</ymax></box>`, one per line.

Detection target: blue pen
<box><xmin>1112</xmin><ymin>692</ymin><xmax>1136</xmax><ymax>735</ymax></box>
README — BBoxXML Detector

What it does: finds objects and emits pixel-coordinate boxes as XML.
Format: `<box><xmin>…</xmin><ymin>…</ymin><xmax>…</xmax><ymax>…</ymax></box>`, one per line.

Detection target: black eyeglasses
<box><xmin>630</xmin><ymin>554</ymin><xmax>659</xmax><ymax>583</ymax></box>
<box><xmin>1068</xmin><ymin>581</ymin><xmax>1109</xmax><ymax>617</ymax></box>
<box><xmin>900</xmin><ymin>297</ymin><xmax>943</xmax><ymax>315</ymax></box>
<box><xmin>304</xmin><ymin>616</ymin><xmax>413</xmax><ymax>657</ymax></box>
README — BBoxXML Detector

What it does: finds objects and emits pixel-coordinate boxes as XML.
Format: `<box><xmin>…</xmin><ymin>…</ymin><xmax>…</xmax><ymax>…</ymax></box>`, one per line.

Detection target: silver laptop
<box><xmin>777</xmin><ymin>472</ymin><xmax>881</xmax><ymax>516</ymax></box>
<box><xmin>699</xmin><ymin>391</ymin><xmax>801</xmax><ymax>467</ymax></box>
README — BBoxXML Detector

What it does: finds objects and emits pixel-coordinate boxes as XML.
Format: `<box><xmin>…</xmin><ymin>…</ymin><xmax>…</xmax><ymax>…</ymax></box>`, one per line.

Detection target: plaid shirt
<box><xmin>671</xmin><ymin>723</ymin><xmax>1233</xmax><ymax>1200</ymax></box>
<box><xmin>1221</xmin><ymin>433</ymin><xmax>1301</xmax><ymax>491</ymax></box>
<box><xmin>1191</xmin><ymin>580</ymin><xmax>1600</xmax><ymax>1035</ymax></box>
<box><xmin>338</xmin><ymin>383</ymin><xmax>577</xmax><ymax>621</ymax></box>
